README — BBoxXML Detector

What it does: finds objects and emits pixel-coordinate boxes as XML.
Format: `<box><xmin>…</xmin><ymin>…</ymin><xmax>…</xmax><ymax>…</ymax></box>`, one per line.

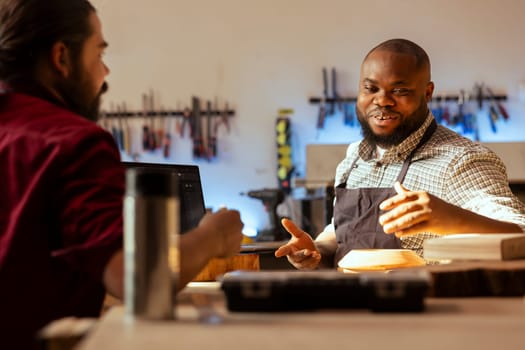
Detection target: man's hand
<box><xmin>274</xmin><ymin>218</ymin><xmax>321</xmax><ymax>269</ymax></box>
<box><xmin>379</xmin><ymin>181</ymin><xmax>455</xmax><ymax>237</ymax></box>
<box><xmin>198</xmin><ymin>208</ymin><xmax>244</xmax><ymax>258</ymax></box>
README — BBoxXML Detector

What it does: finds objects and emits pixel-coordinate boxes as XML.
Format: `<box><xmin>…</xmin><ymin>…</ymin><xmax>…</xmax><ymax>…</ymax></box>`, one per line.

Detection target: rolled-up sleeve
<box><xmin>52</xmin><ymin>127</ymin><xmax>124</xmax><ymax>282</ymax></box>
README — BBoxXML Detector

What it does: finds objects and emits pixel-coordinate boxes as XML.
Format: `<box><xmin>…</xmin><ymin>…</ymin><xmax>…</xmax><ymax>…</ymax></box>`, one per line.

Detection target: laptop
<box><xmin>123</xmin><ymin>162</ymin><xmax>286</xmax><ymax>254</ymax></box>
<box><xmin>123</xmin><ymin>162</ymin><xmax>206</xmax><ymax>234</ymax></box>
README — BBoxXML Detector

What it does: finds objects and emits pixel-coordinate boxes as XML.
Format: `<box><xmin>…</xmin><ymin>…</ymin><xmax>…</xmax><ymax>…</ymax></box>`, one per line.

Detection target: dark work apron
<box><xmin>333</xmin><ymin>120</ymin><xmax>437</xmax><ymax>264</ymax></box>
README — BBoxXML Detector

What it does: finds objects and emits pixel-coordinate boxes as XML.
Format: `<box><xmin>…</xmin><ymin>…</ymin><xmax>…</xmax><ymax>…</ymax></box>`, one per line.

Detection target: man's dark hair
<box><xmin>0</xmin><ymin>0</ymin><xmax>96</xmax><ymax>84</ymax></box>
<box><xmin>366</xmin><ymin>38</ymin><xmax>430</xmax><ymax>72</ymax></box>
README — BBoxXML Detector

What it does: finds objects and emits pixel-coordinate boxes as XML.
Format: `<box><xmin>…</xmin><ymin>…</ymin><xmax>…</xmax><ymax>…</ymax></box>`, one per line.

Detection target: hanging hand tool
<box><xmin>206</xmin><ymin>100</ymin><xmax>216</xmax><ymax>160</ymax></box>
<box><xmin>332</xmin><ymin>67</ymin><xmax>343</xmax><ymax>113</ymax></box>
<box><xmin>215</xmin><ymin>100</ymin><xmax>230</xmax><ymax>134</ymax></box>
<box><xmin>117</xmin><ymin>104</ymin><xmax>125</xmax><ymax>151</ymax></box>
<box><xmin>441</xmin><ymin>95</ymin><xmax>450</xmax><ymax>125</ymax></box>
<box><xmin>343</xmin><ymin>102</ymin><xmax>355</xmax><ymax>127</ymax></box>
<box><xmin>323</xmin><ymin>67</ymin><xmax>330</xmax><ymax>115</ymax></box>
<box><xmin>496</xmin><ymin>101</ymin><xmax>510</xmax><ymax>121</ymax></box>
<box><xmin>430</xmin><ymin>96</ymin><xmax>443</xmax><ymax>124</ymax></box>
<box><xmin>109</xmin><ymin>102</ymin><xmax>118</xmax><ymax>146</ymax></box>
<box><xmin>316</xmin><ymin>68</ymin><xmax>328</xmax><ymax>130</ymax></box>
<box><xmin>191</xmin><ymin>96</ymin><xmax>204</xmax><ymax>159</ymax></box>
<box><xmin>210</xmin><ymin>100</ymin><xmax>231</xmax><ymax>158</ymax></box>
<box><xmin>458</xmin><ymin>90</ymin><xmax>468</xmax><ymax>133</ymax></box>
<box><xmin>122</xmin><ymin>102</ymin><xmax>137</xmax><ymax>157</ymax></box>
<box><xmin>142</xmin><ymin>93</ymin><xmax>150</xmax><ymax>151</ymax></box>
<box><xmin>180</xmin><ymin>106</ymin><xmax>192</xmax><ymax>137</ymax></box>
<box><xmin>488</xmin><ymin>106</ymin><xmax>498</xmax><ymax>133</ymax></box>
<box><xmin>147</xmin><ymin>90</ymin><xmax>157</xmax><ymax>150</ymax></box>
<box><xmin>155</xmin><ymin>103</ymin><xmax>164</xmax><ymax>151</ymax></box>
<box><xmin>450</xmin><ymin>90</ymin><xmax>465</xmax><ymax>128</ymax></box>
<box><xmin>201</xmin><ymin>102</ymin><xmax>209</xmax><ymax>159</ymax></box>
<box><xmin>461</xmin><ymin>91</ymin><xmax>476</xmax><ymax>136</ymax></box>
<box><xmin>112</xmin><ymin>103</ymin><xmax>124</xmax><ymax>151</ymax></box>
<box><xmin>316</xmin><ymin>97</ymin><xmax>326</xmax><ymax>130</ymax></box>
<box><xmin>486</xmin><ymin>87</ymin><xmax>509</xmax><ymax>121</ymax></box>
<box><xmin>485</xmin><ymin>86</ymin><xmax>501</xmax><ymax>133</ymax></box>
<box><xmin>120</xmin><ymin>102</ymin><xmax>130</xmax><ymax>155</ymax></box>
<box><xmin>174</xmin><ymin>101</ymin><xmax>182</xmax><ymax>136</ymax></box>
<box><xmin>475</xmin><ymin>83</ymin><xmax>484</xmax><ymax>110</ymax></box>
<box><xmin>488</xmin><ymin>98</ymin><xmax>499</xmax><ymax>133</ymax></box>
<box><xmin>161</xmin><ymin>105</ymin><xmax>171</xmax><ymax>158</ymax></box>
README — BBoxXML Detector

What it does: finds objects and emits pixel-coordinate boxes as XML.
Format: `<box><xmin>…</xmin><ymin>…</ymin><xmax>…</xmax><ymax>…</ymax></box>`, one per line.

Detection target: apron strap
<box><xmin>337</xmin><ymin>157</ymin><xmax>359</xmax><ymax>188</ymax></box>
<box><xmin>396</xmin><ymin>119</ymin><xmax>437</xmax><ymax>183</ymax></box>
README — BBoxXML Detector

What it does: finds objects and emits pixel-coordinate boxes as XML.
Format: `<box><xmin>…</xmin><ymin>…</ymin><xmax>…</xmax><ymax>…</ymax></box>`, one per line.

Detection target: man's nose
<box><xmin>373</xmin><ymin>91</ymin><xmax>395</xmax><ymax>107</ymax></box>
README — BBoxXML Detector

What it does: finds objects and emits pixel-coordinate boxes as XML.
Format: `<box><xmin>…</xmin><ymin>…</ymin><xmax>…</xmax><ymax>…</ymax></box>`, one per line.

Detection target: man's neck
<box><xmin>6</xmin><ymin>79</ymin><xmax>67</xmax><ymax>109</ymax></box>
<box><xmin>376</xmin><ymin>145</ymin><xmax>387</xmax><ymax>159</ymax></box>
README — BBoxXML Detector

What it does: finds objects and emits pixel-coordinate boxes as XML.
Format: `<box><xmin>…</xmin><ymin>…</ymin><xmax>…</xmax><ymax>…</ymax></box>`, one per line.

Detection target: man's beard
<box><xmin>56</xmin><ymin>64</ymin><xmax>108</xmax><ymax>122</ymax></box>
<box><xmin>357</xmin><ymin>98</ymin><xmax>429</xmax><ymax>148</ymax></box>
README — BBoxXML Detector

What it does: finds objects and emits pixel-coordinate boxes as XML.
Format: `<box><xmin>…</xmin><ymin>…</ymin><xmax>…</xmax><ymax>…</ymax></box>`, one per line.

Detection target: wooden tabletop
<box><xmin>77</xmin><ymin>283</ymin><xmax>525</xmax><ymax>350</ymax></box>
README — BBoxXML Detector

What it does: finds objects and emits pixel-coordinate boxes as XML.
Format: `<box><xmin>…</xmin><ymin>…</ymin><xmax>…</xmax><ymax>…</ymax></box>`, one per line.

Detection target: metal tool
<box><xmin>191</xmin><ymin>96</ymin><xmax>203</xmax><ymax>159</ymax></box>
<box><xmin>441</xmin><ymin>95</ymin><xmax>450</xmax><ymax>125</ymax></box>
<box><xmin>142</xmin><ymin>93</ymin><xmax>150</xmax><ymax>151</ymax></box>
<box><xmin>206</xmin><ymin>100</ymin><xmax>216</xmax><ymax>160</ymax></box>
<box><xmin>161</xmin><ymin>105</ymin><xmax>171</xmax><ymax>158</ymax></box>
<box><xmin>316</xmin><ymin>68</ymin><xmax>328</xmax><ymax>130</ymax></box>
<box><xmin>215</xmin><ymin>100</ymin><xmax>230</xmax><ymax>134</ymax></box>
<box><xmin>120</xmin><ymin>102</ymin><xmax>130</xmax><ymax>155</ymax></box>
<box><xmin>332</xmin><ymin>67</ymin><xmax>342</xmax><ymax>113</ymax></box>
<box><xmin>147</xmin><ymin>90</ymin><xmax>157</xmax><ymax>150</ymax></box>
<box><xmin>115</xmin><ymin>103</ymin><xmax>125</xmax><ymax>151</ymax></box>
<box><xmin>343</xmin><ymin>102</ymin><xmax>355</xmax><ymax>126</ymax></box>
<box><xmin>486</xmin><ymin>87</ymin><xmax>509</xmax><ymax>121</ymax></box>
<box><xmin>180</xmin><ymin>106</ymin><xmax>192</xmax><ymax>137</ymax></box>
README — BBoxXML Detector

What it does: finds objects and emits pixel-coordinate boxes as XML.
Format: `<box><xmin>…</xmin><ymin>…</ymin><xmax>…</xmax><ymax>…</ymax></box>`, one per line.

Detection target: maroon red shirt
<box><xmin>0</xmin><ymin>91</ymin><xmax>124</xmax><ymax>348</ymax></box>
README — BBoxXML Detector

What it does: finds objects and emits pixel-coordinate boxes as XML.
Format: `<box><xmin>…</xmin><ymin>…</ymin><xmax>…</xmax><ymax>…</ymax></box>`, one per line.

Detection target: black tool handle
<box><xmin>142</xmin><ymin>94</ymin><xmax>150</xmax><ymax>150</ymax></box>
<box><xmin>317</xmin><ymin>102</ymin><xmax>326</xmax><ymax>129</ymax></box>
<box><xmin>192</xmin><ymin>96</ymin><xmax>203</xmax><ymax>158</ymax></box>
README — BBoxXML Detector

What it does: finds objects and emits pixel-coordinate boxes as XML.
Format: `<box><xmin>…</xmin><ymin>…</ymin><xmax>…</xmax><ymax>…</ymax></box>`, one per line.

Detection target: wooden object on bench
<box><xmin>415</xmin><ymin>260</ymin><xmax>525</xmax><ymax>297</ymax></box>
<box><xmin>192</xmin><ymin>253</ymin><xmax>260</xmax><ymax>282</ymax></box>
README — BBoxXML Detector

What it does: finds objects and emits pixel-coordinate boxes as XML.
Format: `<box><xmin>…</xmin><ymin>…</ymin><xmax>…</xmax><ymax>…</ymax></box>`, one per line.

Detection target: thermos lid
<box><xmin>125</xmin><ymin>167</ymin><xmax>178</xmax><ymax>197</ymax></box>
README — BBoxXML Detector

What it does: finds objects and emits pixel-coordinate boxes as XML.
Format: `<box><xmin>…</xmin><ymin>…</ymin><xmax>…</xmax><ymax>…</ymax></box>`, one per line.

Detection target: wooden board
<box><xmin>192</xmin><ymin>254</ymin><xmax>260</xmax><ymax>282</ymax></box>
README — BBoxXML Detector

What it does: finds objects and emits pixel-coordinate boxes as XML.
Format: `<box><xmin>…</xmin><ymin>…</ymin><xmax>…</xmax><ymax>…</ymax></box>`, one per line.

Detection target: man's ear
<box><xmin>425</xmin><ymin>81</ymin><xmax>435</xmax><ymax>102</ymax></box>
<box><xmin>50</xmin><ymin>41</ymin><xmax>72</xmax><ymax>78</ymax></box>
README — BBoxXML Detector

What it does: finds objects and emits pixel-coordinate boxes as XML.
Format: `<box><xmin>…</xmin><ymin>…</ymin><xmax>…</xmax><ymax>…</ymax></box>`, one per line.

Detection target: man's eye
<box><xmin>363</xmin><ymin>85</ymin><xmax>378</xmax><ymax>93</ymax></box>
<box><xmin>393</xmin><ymin>88</ymin><xmax>409</xmax><ymax>95</ymax></box>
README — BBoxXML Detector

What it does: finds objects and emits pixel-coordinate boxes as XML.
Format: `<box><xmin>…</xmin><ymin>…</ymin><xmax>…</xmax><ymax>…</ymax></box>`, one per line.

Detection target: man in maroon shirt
<box><xmin>0</xmin><ymin>1</ymin><xmax>244</xmax><ymax>348</ymax></box>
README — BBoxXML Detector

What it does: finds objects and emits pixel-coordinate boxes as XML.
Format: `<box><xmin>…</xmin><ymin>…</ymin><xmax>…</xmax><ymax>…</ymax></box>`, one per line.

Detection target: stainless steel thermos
<box><xmin>124</xmin><ymin>167</ymin><xmax>180</xmax><ymax>320</ymax></box>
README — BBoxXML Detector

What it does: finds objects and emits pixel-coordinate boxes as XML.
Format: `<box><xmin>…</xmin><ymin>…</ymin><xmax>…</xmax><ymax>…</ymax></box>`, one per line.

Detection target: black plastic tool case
<box><xmin>221</xmin><ymin>269</ymin><xmax>430</xmax><ymax>312</ymax></box>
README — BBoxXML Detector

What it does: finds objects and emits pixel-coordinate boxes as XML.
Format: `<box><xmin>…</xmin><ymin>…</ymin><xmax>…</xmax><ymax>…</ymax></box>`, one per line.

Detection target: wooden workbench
<box><xmin>77</xmin><ymin>282</ymin><xmax>525</xmax><ymax>350</ymax></box>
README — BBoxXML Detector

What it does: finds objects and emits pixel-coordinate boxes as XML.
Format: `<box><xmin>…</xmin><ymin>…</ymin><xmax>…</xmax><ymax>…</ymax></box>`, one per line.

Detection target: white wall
<box><xmin>91</xmin><ymin>0</ymin><xmax>525</xmax><ymax>234</ymax></box>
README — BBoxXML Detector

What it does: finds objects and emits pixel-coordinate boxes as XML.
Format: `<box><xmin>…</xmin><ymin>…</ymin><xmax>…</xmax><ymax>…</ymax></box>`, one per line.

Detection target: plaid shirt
<box><xmin>326</xmin><ymin>112</ymin><xmax>525</xmax><ymax>256</ymax></box>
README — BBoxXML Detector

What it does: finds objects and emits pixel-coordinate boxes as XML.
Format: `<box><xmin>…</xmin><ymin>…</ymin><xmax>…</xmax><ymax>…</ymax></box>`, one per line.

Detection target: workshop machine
<box><xmin>241</xmin><ymin>188</ymin><xmax>289</xmax><ymax>241</ymax></box>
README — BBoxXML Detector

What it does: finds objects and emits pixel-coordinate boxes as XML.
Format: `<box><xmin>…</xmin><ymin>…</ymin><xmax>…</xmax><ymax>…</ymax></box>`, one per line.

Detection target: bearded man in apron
<box><xmin>275</xmin><ymin>38</ymin><xmax>525</xmax><ymax>269</ymax></box>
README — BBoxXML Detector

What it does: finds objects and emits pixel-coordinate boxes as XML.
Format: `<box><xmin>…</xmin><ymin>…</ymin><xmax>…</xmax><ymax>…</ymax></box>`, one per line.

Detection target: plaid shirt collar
<box><xmin>357</xmin><ymin>111</ymin><xmax>435</xmax><ymax>163</ymax></box>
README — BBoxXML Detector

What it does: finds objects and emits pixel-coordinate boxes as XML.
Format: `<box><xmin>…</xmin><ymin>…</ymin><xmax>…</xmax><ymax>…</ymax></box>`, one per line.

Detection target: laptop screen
<box><xmin>123</xmin><ymin>162</ymin><xmax>206</xmax><ymax>233</ymax></box>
